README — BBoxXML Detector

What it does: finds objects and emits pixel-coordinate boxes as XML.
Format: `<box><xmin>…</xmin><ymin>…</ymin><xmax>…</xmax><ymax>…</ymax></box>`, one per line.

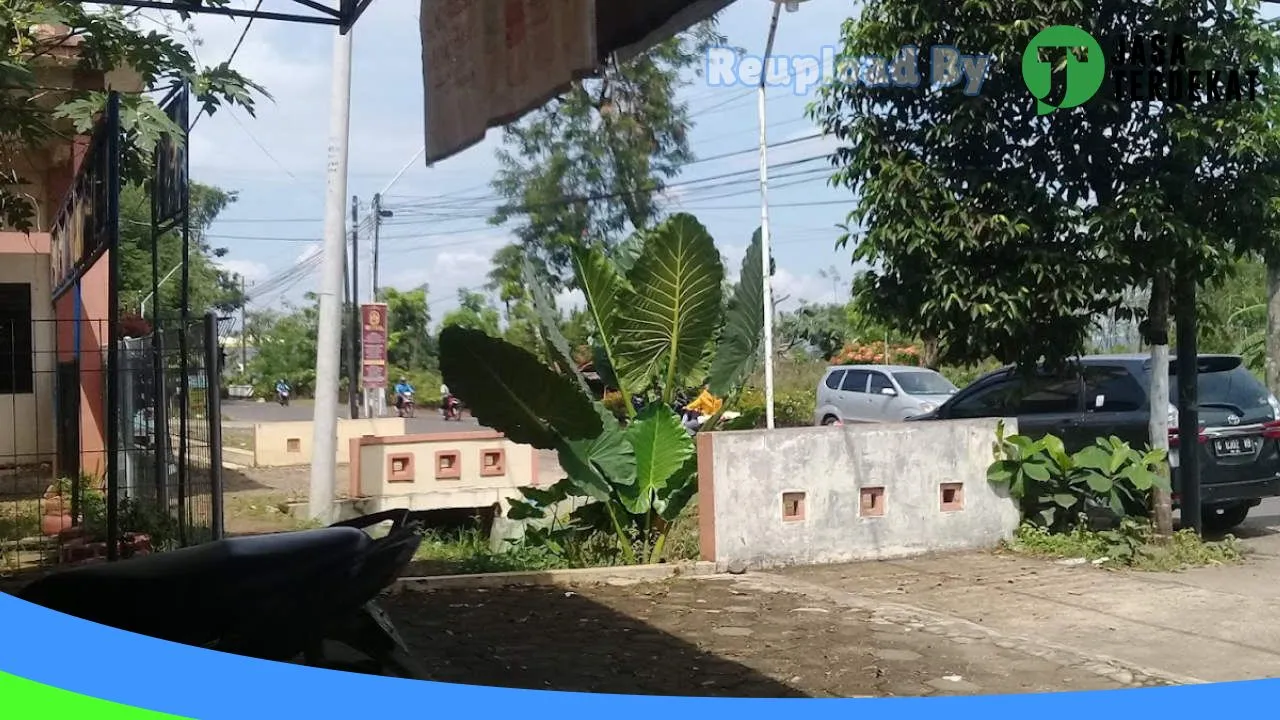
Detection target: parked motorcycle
<box><xmin>16</xmin><ymin>509</ymin><xmax>432</xmax><ymax>678</ymax></box>
<box><xmin>396</xmin><ymin>391</ymin><xmax>416</xmax><ymax>419</ymax></box>
<box><xmin>442</xmin><ymin>395</ymin><xmax>462</xmax><ymax>421</ymax></box>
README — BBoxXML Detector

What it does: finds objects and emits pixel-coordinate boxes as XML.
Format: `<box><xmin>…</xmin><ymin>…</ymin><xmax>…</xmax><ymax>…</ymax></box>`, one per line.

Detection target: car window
<box><xmin>947</xmin><ymin>378</ymin><xmax>1020</xmax><ymax>418</ymax></box>
<box><xmin>841</xmin><ymin>369</ymin><xmax>870</xmax><ymax>393</ymax></box>
<box><xmin>1082</xmin><ymin>366</ymin><xmax>1146</xmax><ymax>412</ymax></box>
<box><xmin>824</xmin><ymin>369</ymin><xmax>846</xmax><ymax>390</ymax></box>
<box><xmin>1169</xmin><ymin>361</ymin><xmax>1271</xmax><ymax>412</ymax></box>
<box><xmin>892</xmin><ymin>370</ymin><xmax>957</xmax><ymax>395</ymax></box>
<box><xmin>868</xmin><ymin>372</ymin><xmax>894</xmax><ymax>394</ymax></box>
<box><xmin>1015</xmin><ymin>376</ymin><xmax>1081</xmax><ymax>414</ymax></box>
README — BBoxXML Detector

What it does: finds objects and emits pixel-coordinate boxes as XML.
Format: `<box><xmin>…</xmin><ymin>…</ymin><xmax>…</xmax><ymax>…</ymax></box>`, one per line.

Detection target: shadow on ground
<box><xmin>383</xmin><ymin>583</ymin><xmax>807</xmax><ymax>697</ymax></box>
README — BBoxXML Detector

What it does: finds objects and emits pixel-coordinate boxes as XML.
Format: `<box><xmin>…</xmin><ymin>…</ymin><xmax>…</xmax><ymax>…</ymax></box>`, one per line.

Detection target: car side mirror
<box><xmin>880</xmin><ymin>387</ymin><xmax>897</xmax><ymax>396</ymax></box>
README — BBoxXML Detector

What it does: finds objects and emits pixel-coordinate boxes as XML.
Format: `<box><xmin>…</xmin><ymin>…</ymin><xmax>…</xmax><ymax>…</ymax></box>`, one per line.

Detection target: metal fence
<box><xmin>0</xmin><ymin>312</ymin><xmax>224</xmax><ymax>574</ymax></box>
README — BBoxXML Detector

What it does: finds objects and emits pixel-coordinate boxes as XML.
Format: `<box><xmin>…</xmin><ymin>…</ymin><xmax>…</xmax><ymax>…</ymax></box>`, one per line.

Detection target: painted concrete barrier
<box><xmin>345</xmin><ymin>430</ymin><xmax>539</xmax><ymax>513</ymax></box>
<box><xmin>697</xmin><ymin>418</ymin><xmax>1019</xmax><ymax>569</ymax></box>
<box><xmin>253</xmin><ymin>417</ymin><xmax>406</xmax><ymax>467</ymax></box>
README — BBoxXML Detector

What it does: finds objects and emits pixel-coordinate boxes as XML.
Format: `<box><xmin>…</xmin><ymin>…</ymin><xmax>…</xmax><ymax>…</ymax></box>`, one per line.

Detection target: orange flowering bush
<box><xmin>834</xmin><ymin>340</ymin><xmax>920</xmax><ymax>366</ymax></box>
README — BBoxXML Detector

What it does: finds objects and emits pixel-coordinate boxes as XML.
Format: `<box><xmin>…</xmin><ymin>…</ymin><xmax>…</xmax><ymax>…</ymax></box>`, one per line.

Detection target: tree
<box><xmin>379</xmin><ymin>286</ymin><xmax>434</xmax><ymax>370</ymax></box>
<box><xmin>809</xmin><ymin>0</ymin><xmax>1280</xmax><ymax>534</ymax></box>
<box><xmin>1</xmin><ymin>1</ymin><xmax>266</xmax><ymax>231</ymax></box>
<box><xmin>117</xmin><ymin>182</ymin><xmax>243</xmax><ymax>318</ymax></box>
<box><xmin>440</xmin><ymin>289</ymin><xmax>500</xmax><ymax>337</ymax></box>
<box><xmin>487</xmin><ymin>21</ymin><xmax>729</xmax><ymax>287</ymax></box>
<box><xmin>776</xmin><ymin>303</ymin><xmax>849</xmax><ymax>360</ymax></box>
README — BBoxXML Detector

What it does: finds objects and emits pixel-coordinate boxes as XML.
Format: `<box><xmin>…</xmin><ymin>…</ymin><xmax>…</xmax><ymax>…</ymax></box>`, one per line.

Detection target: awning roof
<box><xmin>104</xmin><ymin>0</ymin><xmax>738</xmax><ymax>162</ymax></box>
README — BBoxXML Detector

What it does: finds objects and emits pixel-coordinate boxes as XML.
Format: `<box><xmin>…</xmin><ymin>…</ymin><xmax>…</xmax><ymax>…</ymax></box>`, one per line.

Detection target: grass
<box><xmin>222</xmin><ymin>426</ymin><xmax>255</xmax><ymax>453</ymax></box>
<box><xmin>1004</xmin><ymin>521</ymin><xmax>1247</xmax><ymax>572</ymax></box>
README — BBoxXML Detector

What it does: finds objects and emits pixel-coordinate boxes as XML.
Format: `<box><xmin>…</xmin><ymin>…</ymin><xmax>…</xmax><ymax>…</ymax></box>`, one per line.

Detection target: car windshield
<box><xmin>892</xmin><ymin>371</ymin><xmax>957</xmax><ymax>396</ymax></box>
<box><xmin>1168</xmin><ymin>359</ymin><xmax>1270</xmax><ymax>412</ymax></box>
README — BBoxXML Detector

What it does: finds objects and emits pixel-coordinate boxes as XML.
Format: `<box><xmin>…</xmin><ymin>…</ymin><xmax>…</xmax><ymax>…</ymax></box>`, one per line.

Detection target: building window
<box><xmin>0</xmin><ymin>283</ymin><xmax>34</xmax><ymax>395</ymax></box>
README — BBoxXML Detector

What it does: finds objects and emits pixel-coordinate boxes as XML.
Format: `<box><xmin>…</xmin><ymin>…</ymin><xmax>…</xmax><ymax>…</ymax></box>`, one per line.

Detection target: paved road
<box><xmin>222</xmin><ymin>399</ymin><xmax>479</xmax><ymax>435</ymax></box>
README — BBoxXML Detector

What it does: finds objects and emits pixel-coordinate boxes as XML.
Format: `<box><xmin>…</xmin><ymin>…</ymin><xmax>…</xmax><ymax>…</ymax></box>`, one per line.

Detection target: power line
<box><xmin>189</xmin><ymin>0</ymin><xmax>264</xmax><ymax>132</ymax></box>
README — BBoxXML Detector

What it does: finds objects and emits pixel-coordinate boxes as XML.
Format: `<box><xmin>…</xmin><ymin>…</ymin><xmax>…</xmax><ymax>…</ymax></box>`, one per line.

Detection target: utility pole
<box><xmin>758</xmin><ymin>1</ymin><xmax>783</xmax><ymax>430</ymax></box>
<box><xmin>239</xmin><ymin>275</ymin><xmax>248</xmax><ymax>371</ymax></box>
<box><xmin>349</xmin><ymin>195</ymin><xmax>361</xmax><ymax>420</ymax></box>
<box><xmin>309</xmin><ymin>26</ymin><xmax>353</xmax><ymax>524</ymax></box>
<box><xmin>372</xmin><ymin>192</ymin><xmax>386</xmax><ymax>300</ymax></box>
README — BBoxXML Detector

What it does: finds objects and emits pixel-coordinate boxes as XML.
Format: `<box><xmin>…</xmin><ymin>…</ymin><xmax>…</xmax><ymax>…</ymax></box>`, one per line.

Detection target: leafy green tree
<box><xmin>810</xmin><ymin>0</ymin><xmax>1280</xmax><ymax>536</ymax></box>
<box><xmin>248</xmin><ymin>301</ymin><xmax>317</xmax><ymax>396</ymax></box>
<box><xmin>1</xmin><ymin>1</ymin><xmax>266</xmax><ymax>231</ymax></box>
<box><xmin>379</xmin><ymin>286</ymin><xmax>434</xmax><ymax>370</ymax></box>
<box><xmin>776</xmin><ymin>303</ymin><xmax>849</xmax><ymax>360</ymax></box>
<box><xmin>117</xmin><ymin>182</ymin><xmax>242</xmax><ymax>318</ymax></box>
<box><xmin>440</xmin><ymin>289</ymin><xmax>501</xmax><ymax>337</ymax></box>
<box><xmin>439</xmin><ymin>214</ymin><xmax>765</xmax><ymax>564</ymax></box>
<box><xmin>488</xmin><ymin>21</ymin><xmax>729</xmax><ymax>286</ymax></box>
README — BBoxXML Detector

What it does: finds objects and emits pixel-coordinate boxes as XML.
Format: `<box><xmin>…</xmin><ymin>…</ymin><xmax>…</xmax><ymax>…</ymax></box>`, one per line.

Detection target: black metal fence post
<box><xmin>104</xmin><ymin>92</ymin><xmax>122</xmax><ymax>562</ymax></box>
<box><xmin>204</xmin><ymin>312</ymin><xmax>225</xmax><ymax>540</ymax></box>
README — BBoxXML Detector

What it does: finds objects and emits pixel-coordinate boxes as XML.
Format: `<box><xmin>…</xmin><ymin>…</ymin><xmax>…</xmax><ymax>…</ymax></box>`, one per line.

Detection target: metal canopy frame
<box><xmin>99</xmin><ymin>0</ymin><xmax>374</xmax><ymax>32</ymax></box>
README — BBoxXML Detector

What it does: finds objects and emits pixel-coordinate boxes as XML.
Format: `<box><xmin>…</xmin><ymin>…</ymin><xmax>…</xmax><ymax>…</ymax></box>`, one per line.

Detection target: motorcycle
<box><xmin>16</xmin><ymin>509</ymin><xmax>432</xmax><ymax>678</ymax></box>
<box><xmin>442</xmin><ymin>395</ymin><xmax>462</xmax><ymax>421</ymax></box>
<box><xmin>277</xmin><ymin>388</ymin><xmax>290</xmax><ymax>407</ymax></box>
<box><xmin>396</xmin><ymin>391</ymin><xmax>416</xmax><ymax>419</ymax></box>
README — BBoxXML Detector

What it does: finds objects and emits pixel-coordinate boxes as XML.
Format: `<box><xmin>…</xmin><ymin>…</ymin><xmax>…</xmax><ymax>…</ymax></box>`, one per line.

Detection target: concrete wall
<box><xmin>253</xmin><ymin>417</ymin><xmax>406</xmax><ymax>467</ymax></box>
<box><xmin>346</xmin><ymin>430</ymin><xmax>539</xmax><ymax>513</ymax></box>
<box><xmin>697</xmin><ymin>419</ymin><xmax>1019</xmax><ymax>570</ymax></box>
<box><xmin>0</xmin><ymin>243</ymin><xmax>56</xmax><ymax>466</ymax></box>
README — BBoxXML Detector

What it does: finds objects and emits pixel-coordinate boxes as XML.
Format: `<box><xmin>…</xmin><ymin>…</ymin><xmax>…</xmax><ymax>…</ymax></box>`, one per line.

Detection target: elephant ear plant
<box><xmin>439</xmin><ymin>214</ymin><xmax>767</xmax><ymax>565</ymax></box>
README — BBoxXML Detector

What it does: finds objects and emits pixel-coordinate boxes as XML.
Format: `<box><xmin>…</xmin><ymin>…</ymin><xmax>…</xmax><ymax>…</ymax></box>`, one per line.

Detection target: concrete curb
<box><xmin>391</xmin><ymin>561</ymin><xmax>718</xmax><ymax>592</ymax></box>
<box><xmin>733</xmin><ymin>572</ymin><xmax>1206</xmax><ymax>688</ymax></box>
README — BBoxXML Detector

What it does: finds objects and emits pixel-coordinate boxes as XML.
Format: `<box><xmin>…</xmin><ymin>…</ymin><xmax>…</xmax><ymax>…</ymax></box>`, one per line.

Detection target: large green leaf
<box><xmin>555</xmin><ymin>439</ymin><xmax>614</xmax><ymax>502</ymax></box>
<box><xmin>439</xmin><ymin>326</ymin><xmax>602</xmax><ymax>448</ymax></box>
<box><xmin>654</xmin><ymin>454</ymin><xmax>699</xmax><ymax>522</ymax></box>
<box><xmin>619</xmin><ymin>403</ymin><xmax>696</xmax><ymax>514</ymax></box>
<box><xmin>614</xmin><ymin>213</ymin><xmax>725</xmax><ymax>397</ymax></box>
<box><xmin>565</xmin><ymin>402</ymin><xmax>637</xmax><ymax>487</ymax></box>
<box><xmin>707</xmin><ymin>228</ymin><xmax>765</xmax><ymax>397</ymax></box>
<box><xmin>523</xmin><ymin>257</ymin><xmax>590</xmax><ymax>394</ymax></box>
<box><xmin>572</xmin><ymin>245</ymin><xmax>629</xmax><ymax>382</ymax></box>
<box><xmin>612</xmin><ymin>231</ymin><xmax>646</xmax><ymax>276</ymax></box>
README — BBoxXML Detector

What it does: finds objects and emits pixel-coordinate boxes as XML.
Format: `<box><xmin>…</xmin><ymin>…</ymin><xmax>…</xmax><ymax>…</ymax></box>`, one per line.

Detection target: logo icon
<box><xmin>1227</xmin><ymin>414</ymin><xmax>1241</xmax><ymax>426</ymax></box>
<box><xmin>1021</xmin><ymin>26</ymin><xmax>1106</xmax><ymax>115</ymax></box>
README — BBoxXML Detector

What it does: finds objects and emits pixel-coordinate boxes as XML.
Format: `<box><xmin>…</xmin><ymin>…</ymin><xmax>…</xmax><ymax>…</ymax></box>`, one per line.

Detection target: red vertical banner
<box><xmin>361</xmin><ymin>303</ymin><xmax>389</xmax><ymax>389</ymax></box>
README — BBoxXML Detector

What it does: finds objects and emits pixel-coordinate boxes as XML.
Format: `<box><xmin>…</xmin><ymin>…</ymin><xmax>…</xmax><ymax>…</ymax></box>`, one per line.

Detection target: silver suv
<box><xmin>814</xmin><ymin>365</ymin><xmax>958</xmax><ymax>425</ymax></box>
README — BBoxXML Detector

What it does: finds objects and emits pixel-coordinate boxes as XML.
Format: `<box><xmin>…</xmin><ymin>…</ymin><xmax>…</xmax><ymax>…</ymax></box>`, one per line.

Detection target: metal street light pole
<box><xmin>140</xmin><ymin>261</ymin><xmax>183</xmax><ymax>317</ymax></box>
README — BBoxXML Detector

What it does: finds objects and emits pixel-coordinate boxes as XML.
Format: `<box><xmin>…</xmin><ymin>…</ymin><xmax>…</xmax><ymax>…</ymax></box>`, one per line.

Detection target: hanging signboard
<box><xmin>152</xmin><ymin>83</ymin><xmax>189</xmax><ymax>228</ymax></box>
<box><xmin>420</xmin><ymin>0</ymin><xmax>597</xmax><ymax>164</ymax></box>
<box><xmin>51</xmin><ymin>95</ymin><xmax>121</xmax><ymax>301</ymax></box>
<box><xmin>360</xmin><ymin>303</ymin><xmax>389</xmax><ymax>389</ymax></box>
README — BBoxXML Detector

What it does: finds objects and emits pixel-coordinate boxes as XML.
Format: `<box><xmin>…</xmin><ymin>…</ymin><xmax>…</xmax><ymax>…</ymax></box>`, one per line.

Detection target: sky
<box><xmin>174</xmin><ymin>0</ymin><xmax>864</xmax><ymax>321</ymax></box>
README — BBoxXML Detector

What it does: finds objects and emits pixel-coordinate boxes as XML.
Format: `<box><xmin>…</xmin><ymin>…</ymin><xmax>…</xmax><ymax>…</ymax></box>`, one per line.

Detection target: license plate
<box><xmin>1213</xmin><ymin>436</ymin><xmax>1257</xmax><ymax>457</ymax></box>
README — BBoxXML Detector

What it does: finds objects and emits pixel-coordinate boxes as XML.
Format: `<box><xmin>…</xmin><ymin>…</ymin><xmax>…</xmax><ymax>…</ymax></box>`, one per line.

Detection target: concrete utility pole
<box><xmin>239</xmin><ymin>275</ymin><xmax>248</xmax><ymax>370</ymax></box>
<box><xmin>308</xmin><ymin>26</ymin><xmax>354</xmax><ymax>524</ymax></box>
<box><xmin>349</xmin><ymin>195</ymin><xmax>361</xmax><ymax>420</ymax></box>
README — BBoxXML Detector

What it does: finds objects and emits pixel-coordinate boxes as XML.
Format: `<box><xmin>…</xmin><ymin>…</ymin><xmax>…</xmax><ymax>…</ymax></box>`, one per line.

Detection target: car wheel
<box><xmin>1202</xmin><ymin>505</ymin><xmax>1250</xmax><ymax>533</ymax></box>
<box><xmin>821</xmin><ymin>415</ymin><xmax>840</xmax><ymax>426</ymax></box>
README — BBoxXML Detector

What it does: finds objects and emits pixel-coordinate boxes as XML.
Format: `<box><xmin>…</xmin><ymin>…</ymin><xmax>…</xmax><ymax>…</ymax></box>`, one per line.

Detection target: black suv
<box><xmin>907</xmin><ymin>354</ymin><xmax>1280</xmax><ymax>532</ymax></box>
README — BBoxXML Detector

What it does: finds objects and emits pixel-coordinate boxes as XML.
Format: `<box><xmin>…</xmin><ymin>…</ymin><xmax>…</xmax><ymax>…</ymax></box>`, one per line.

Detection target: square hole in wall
<box><xmin>782</xmin><ymin>491</ymin><xmax>806</xmax><ymax>522</ymax></box>
<box><xmin>388</xmin><ymin>453</ymin><xmax>415</xmax><ymax>483</ymax></box>
<box><xmin>860</xmin><ymin>486</ymin><xmax>886</xmax><ymax>517</ymax></box>
<box><xmin>940</xmin><ymin>482</ymin><xmax>964</xmax><ymax>512</ymax></box>
<box><xmin>286</xmin><ymin>438</ymin><xmax>301</xmax><ymax>453</ymax></box>
<box><xmin>435</xmin><ymin>450</ymin><xmax>462</xmax><ymax>480</ymax></box>
<box><xmin>480</xmin><ymin>448</ymin><xmax>506</xmax><ymax>477</ymax></box>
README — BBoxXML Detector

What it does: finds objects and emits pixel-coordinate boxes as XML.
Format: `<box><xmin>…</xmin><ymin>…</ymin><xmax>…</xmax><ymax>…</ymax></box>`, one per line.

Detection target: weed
<box><xmin>1005</xmin><ymin>520</ymin><xmax>1246</xmax><ymax>571</ymax></box>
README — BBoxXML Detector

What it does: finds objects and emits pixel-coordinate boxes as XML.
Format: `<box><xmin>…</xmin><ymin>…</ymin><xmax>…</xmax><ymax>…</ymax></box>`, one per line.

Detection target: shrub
<box><xmin>735</xmin><ymin>387</ymin><xmax>813</xmax><ymax>428</ymax></box>
<box><xmin>441</xmin><ymin>214</ymin><xmax>768</xmax><ymax>565</ymax></box>
<box><xmin>987</xmin><ymin>422</ymin><xmax>1167</xmax><ymax>532</ymax></box>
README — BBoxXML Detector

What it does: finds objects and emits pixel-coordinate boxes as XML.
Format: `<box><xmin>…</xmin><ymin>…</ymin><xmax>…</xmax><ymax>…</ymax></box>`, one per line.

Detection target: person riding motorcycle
<box><xmin>393</xmin><ymin>377</ymin><xmax>415</xmax><ymax>412</ymax></box>
<box><xmin>275</xmin><ymin>379</ymin><xmax>291</xmax><ymax>405</ymax></box>
<box><xmin>440</xmin><ymin>382</ymin><xmax>458</xmax><ymax>418</ymax></box>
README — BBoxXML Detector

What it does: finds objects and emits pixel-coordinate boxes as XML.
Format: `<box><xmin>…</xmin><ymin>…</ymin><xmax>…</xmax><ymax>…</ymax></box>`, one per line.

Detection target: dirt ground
<box><xmin>383</xmin><ymin>575</ymin><xmax>1137</xmax><ymax>698</ymax></box>
<box><xmin>223</xmin><ymin>465</ymin><xmax>319</xmax><ymax>535</ymax></box>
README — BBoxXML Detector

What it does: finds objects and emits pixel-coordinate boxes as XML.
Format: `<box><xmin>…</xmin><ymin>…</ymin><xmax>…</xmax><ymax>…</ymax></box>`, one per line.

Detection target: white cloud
<box><xmin>215</xmin><ymin>257</ymin><xmax>270</xmax><ymax>282</ymax></box>
<box><xmin>771</xmin><ymin>267</ymin><xmax>827</xmax><ymax>309</ymax></box>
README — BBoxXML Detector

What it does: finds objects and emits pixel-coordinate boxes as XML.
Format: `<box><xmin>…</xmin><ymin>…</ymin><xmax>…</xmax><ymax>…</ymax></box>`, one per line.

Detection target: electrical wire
<box><xmin>189</xmin><ymin>0</ymin><xmax>264</xmax><ymax>132</ymax></box>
